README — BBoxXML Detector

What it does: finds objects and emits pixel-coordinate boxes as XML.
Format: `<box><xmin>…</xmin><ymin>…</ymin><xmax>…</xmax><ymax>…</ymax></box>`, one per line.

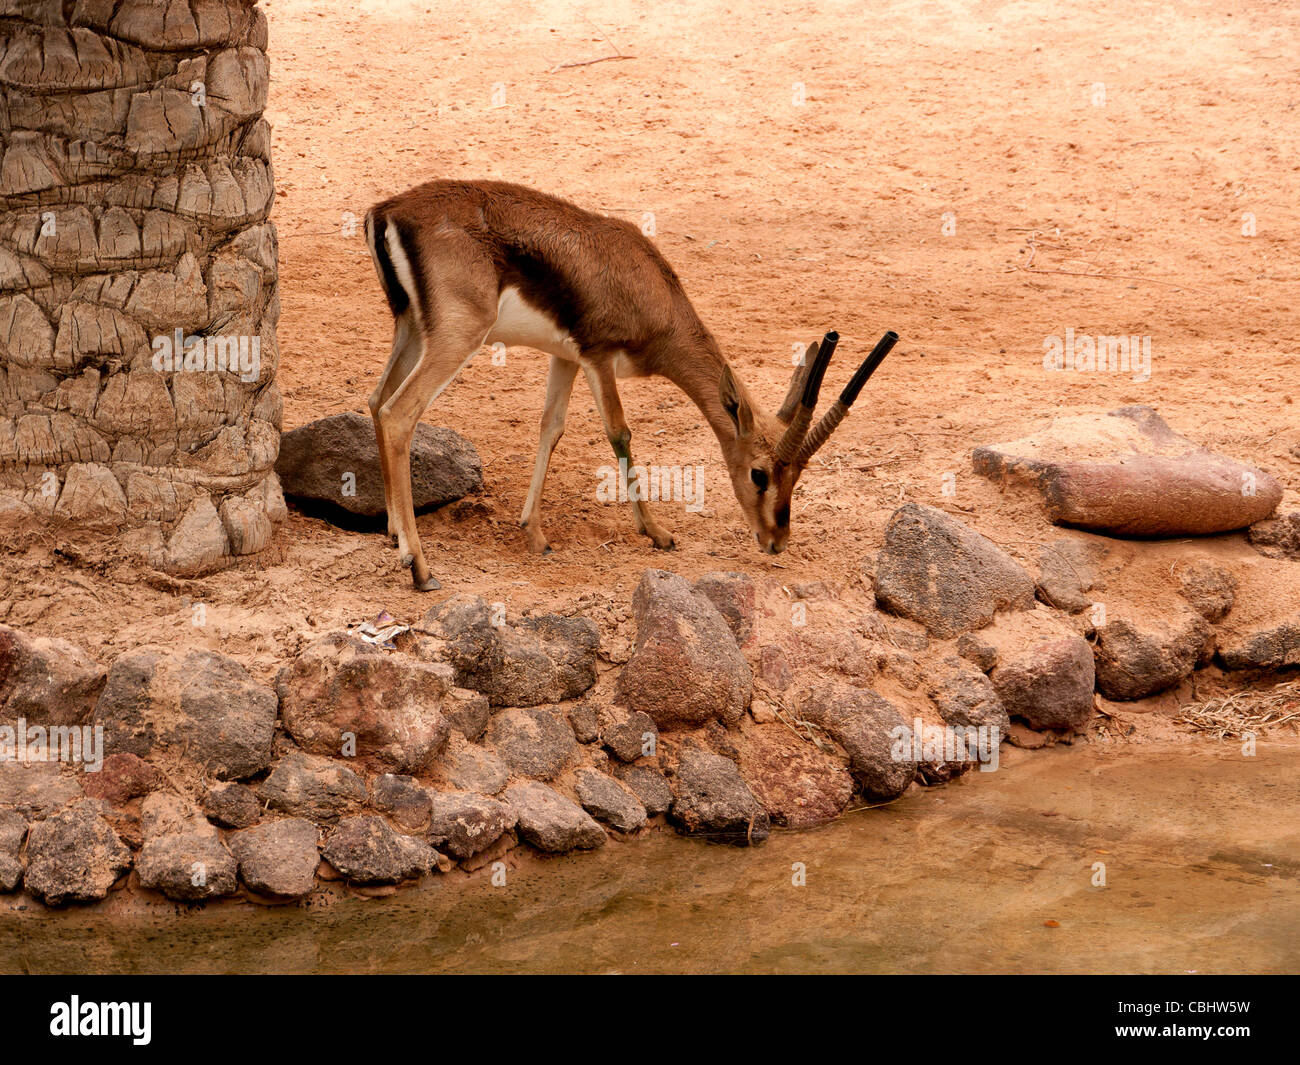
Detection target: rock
<box><xmin>972</xmin><ymin>406</ymin><xmax>1282</xmax><ymax>537</ymax></box>
<box><xmin>0</xmin><ymin>809</ymin><xmax>25</xmax><ymax>891</ymax></box>
<box><xmin>94</xmin><ymin>649</ymin><xmax>277</xmax><ymax>779</ymax></box>
<box><xmin>428</xmin><ymin>735</ymin><xmax>508</xmax><ymax>794</ymax></box>
<box><xmin>798</xmin><ymin>684</ymin><xmax>917</xmax><ymax>801</ymax></box>
<box><xmin>600</xmin><ymin>709</ymin><xmax>658</xmax><ymax>763</ymax></box>
<box><xmin>136</xmin><ymin>793</ymin><xmax>237</xmax><ymax>901</ymax></box>
<box><xmin>611</xmin><ymin>764</ymin><xmax>673</xmax><ymax>815</ymax></box>
<box><xmin>483</xmin><ymin>707</ymin><xmax>577</xmax><ymax>781</ymax></box>
<box><xmin>1034</xmin><ymin>538</ymin><xmax>1107</xmax><ymax>614</ymax></box>
<box><xmin>917</xmin><ymin>758</ymin><xmax>974</xmax><ymax>786</ymax></box>
<box><xmin>574</xmin><ymin>768</ymin><xmax>647</xmax><ymax>833</ymax></box>
<box><xmin>426</xmin><ymin>791</ymin><xmax>516</xmax><ymax>859</ymax></box>
<box><xmin>568</xmin><ymin>702</ymin><xmax>600</xmax><ymax>744</ymax></box>
<box><xmin>504</xmin><ymin>781</ymin><xmax>607</xmax><ymax>852</ymax></box>
<box><xmin>421</xmin><ymin>596</ymin><xmax>599</xmax><ymax>707</ymax></box>
<box><xmin>956</xmin><ymin>632</ymin><xmax>998</xmax><ymax>672</ymax></box>
<box><xmin>759</xmin><ymin>644</ymin><xmax>793</xmax><ymax>691</ymax></box>
<box><xmin>443</xmin><ymin>687</ymin><xmax>490</xmax><ymax>742</ymax></box>
<box><xmin>261</xmin><ymin>751</ymin><xmax>367</xmax><ymax>824</ymax></box>
<box><xmin>736</xmin><ymin>728</ymin><xmax>854</xmax><ymax>829</ymax></box>
<box><xmin>668</xmin><ymin>748</ymin><xmax>770</xmax><ymax>844</ymax></box>
<box><xmin>371</xmin><ymin>774</ymin><xmax>433</xmax><ymax>832</ymax></box>
<box><xmin>928</xmin><ymin>662</ymin><xmax>1011</xmax><ymax>733</ymax></box>
<box><xmin>276</xmin><ymin>633</ymin><xmax>451</xmax><ymax>773</ymax></box>
<box><xmin>229</xmin><ymin>819</ymin><xmax>320</xmax><ymax>899</ymax></box>
<box><xmin>873</xmin><ymin>504</ymin><xmax>1036</xmax><ymax>638</ymax></box>
<box><xmin>276</xmin><ymin>411</ymin><xmax>482</xmax><ymax>517</ymax></box>
<box><xmin>323</xmin><ymin>815</ymin><xmax>437</xmax><ymax>883</ymax></box>
<box><xmin>80</xmin><ymin>752</ymin><xmax>159</xmax><ymax>805</ymax></box>
<box><xmin>23</xmin><ymin>801</ymin><xmax>132</xmax><ymax>905</ymax></box>
<box><xmin>1247</xmin><ymin>513</ymin><xmax>1300</xmax><ymax>561</ymax></box>
<box><xmin>1176</xmin><ymin>561</ymin><xmax>1237</xmax><ymax>622</ymax></box>
<box><xmin>1093</xmin><ymin>611</ymin><xmax>1211</xmax><ymax>700</ymax></box>
<box><xmin>1217</xmin><ymin>621</ymin><xmax>1300</xmax><ymax>672</ymax></box>
<box><xmin>0</xmin><ymin>623</ymin><xmax>106</xmax><ymax>726</ymax></box>
<box><xmin>617</xmin><ymin>569</ymin><xmax>752</xmax><ymax>729</ymax></box>
<box><xmin>750</xmin><ymin>698</ymin><xmax>777</xmax><ymax>724</ymax></box>
<box><xmin>0</xmin><ymin>762</ymin><xmax>82</xmax><ymax>818</ymax></box>
<box><xmin>990</xmin><ymin>636</ymin><xmax>1095</xmax><ymax>732</ymax></box>
<box><xmin>203</xmin><ymin>781</ymin><xmax>261</xmax><ymax>829</ymax></box>
<box><xmin>692</xmin><ymin>571</ymin><xmax>755</xmax><ymax>644</ymax></box>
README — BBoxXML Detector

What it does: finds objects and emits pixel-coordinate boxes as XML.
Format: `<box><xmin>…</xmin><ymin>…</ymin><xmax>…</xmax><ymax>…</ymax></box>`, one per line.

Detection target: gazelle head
<box><xmin>719</xmin><ymin>331</ymin><xmax>898</xmax><ymax>554</ymax></box>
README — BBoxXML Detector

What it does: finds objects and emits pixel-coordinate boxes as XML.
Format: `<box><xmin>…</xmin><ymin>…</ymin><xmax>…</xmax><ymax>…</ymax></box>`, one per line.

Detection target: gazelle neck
<box><xmin>656</xmin><ymin>337</ymin><xmax>744</xmax><ymax>459</ymax></box>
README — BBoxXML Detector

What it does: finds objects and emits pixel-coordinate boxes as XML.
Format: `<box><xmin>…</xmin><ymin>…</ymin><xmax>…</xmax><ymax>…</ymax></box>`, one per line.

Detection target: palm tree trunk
<box><xmin>0</xmin><ymin>0</ymin><xmax>282</xmax><ymax>575</ymax></box>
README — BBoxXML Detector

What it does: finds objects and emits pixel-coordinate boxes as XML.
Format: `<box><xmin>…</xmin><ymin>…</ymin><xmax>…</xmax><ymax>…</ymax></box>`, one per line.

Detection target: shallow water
<box><xmin>2</xmin><ymin>742</ymin><xmax>1297</xmax><ymax>974</ymax></box>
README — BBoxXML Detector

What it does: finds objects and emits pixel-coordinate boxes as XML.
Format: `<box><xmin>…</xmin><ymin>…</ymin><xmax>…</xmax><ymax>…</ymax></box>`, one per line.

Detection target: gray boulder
<box><xmin>799</xmin><ymin>683</ymin><xmax>917</xmax><ymax>801</ymax></box>
<box><xmin>276</xmin><ymin>411</ymin><xmax>482</xmax><ymax>518</ymax></box>
<box><xmin>276</xmin><ymin>633</ymin><xmax>451</xmax><ymax>773</ymax></box>
<box><xmin>483</xmin><ymin>707</ymin><xmax>577</xmax><ymax>781</ymax></box>
<box><xmin>427</xmin><ymin>791</ymin><xmax>516</xmax><ymax>859</ymax></box>
<box><xmin>928</xmin><ymin>661</ymin><xmax>1010</xmax><ymax>733</ymax></box>
<box><xmin>323</xmin><ymin>815</ymin><xmax>437</xmax><ymax>884</ymax></box>
<box><xmin>202</xmin><ymin>781</ymin><xmax>261</xmax><ymax>829</ymax></box>
<box><xmin>1217</xmin><ymin>620</ymin><xmax>1300</xmax><ymax>672</ymax></box>
<box><xmin>668</xmin><ymin>748</ymin><xmax>770</xmax><ymax>844</ymax></box>
<box><xmin>617</xmin><ymin>569</ymin><xmax>752</xmax><ymax>729</ymax></box>
<box><xmin>1248</xmin><ymin>513</ymin><xmax>1300</xmax><ymax>560</ymax></box>
<box><xmin>229</xmin><ymin>819</ymin><xmax>320</xmax><ymax>899</ymax></box>
<box><xmin>991</xmin><ymin>636</ymin><xmax>1095</xmax><ymax>731</ymax></box>
<box><xmin>261</xmin><ymin>751</ymin><xmax>367</xmax><ymax>824</ymax></box>
<box><xmin>574</xmin><ymin>768</ymin><xmax>647</xmax><ymax>833</ymax></box>
<box><xmin>421</xmin><ymin>596</ymin><xmax>599</xmax><ymax>707</ymax></box>
<box><xmin>611</xmin><ymin>764</ymin><xmax>673</xmax><ymax>815</ymax></box>
<box><xmin>371</xmin><ymin>774</ymin><xmax>433</xmax><ymax>832</ymax></box>
<box><xmin>600</xmin><ymin>709</ymin><xmax>658</xmax><ymax>763</ymax></box>
<box><xmin>23</xmin><ymin>801</ymin><xmax>132</xmax><ymax>905</ymax></box>
<box><xmin>0</xmin><ymin>762</ymin><xmax>82</xmax><ymax>818</ymax></box>
<box><xmin>873</xmin><ymin>504</ymin><xmax>1036</xmax><ymax>638</ymax></box>
<box><xmin>504</xmin><ymin>781</ymin><xmax>606</xmax><ymax>853</ymax></box>
<box><xmin>0</xmin><ymin>810</ymin><xmax>25</xmax><ymax>892</ymax></box>
<box><xmin>692</xmin><ymin>571</ymin><xmax>756</xmax><ymax>645</ymax></box>
<box><xmin>428</xmin><ymin>736</ymin><xmax>509</xmax><ymax>795</ymax></box>
<box><xmin>136</xmin><ymin>793</ymin><xmax>237</xmax><ymax>902</ymax></box>
<box><xmin>94</xmin><ymin>649</ymin><xmax>277</xmax><ymax>779</ymax></box>
<box><xmin>0</xmin><ymin>624</ymin><xmax>105</xmax><ymax>726</ymax></box>
<box><xmin>1093</xmin><ymin>611</ymin><xmax>1211</xmax><ymax>700</ymax></box>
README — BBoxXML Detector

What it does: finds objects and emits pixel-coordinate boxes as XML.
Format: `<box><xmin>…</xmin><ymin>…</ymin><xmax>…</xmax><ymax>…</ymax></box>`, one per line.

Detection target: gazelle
<box><xmin>364</xmin><ymin>180</ymin><xmax>896</xmax><ymax>590</ymax></box>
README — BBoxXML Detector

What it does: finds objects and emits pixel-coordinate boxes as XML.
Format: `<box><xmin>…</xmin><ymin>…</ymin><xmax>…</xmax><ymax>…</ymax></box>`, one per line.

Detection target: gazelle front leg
<box><xmin>520</xmin><ymin>355</ymin><xmax>580</xmax><ymax>553</ymax></box>
<box><xmin>582</xmin><ymin>362</ymin><xmax>675</xmax><ymax>550</ymax></box>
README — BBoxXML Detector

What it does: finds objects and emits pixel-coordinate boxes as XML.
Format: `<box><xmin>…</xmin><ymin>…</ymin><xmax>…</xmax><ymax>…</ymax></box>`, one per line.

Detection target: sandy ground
<box><xmin>3</xmin><ymin>0</ymin><xmax>1298</xmax><ymax>698</ymax></box>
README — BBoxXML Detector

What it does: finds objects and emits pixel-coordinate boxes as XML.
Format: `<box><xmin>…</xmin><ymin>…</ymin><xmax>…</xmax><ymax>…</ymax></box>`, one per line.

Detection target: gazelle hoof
<box><xmin>412</xmin><ymin>573</ymin><xmax>442</xmax><ymax>592</ymax></box>
<box><xmin>401</xmin><ymin>553</ymin><xmax>414</xmax><ymax>568</ymax></box>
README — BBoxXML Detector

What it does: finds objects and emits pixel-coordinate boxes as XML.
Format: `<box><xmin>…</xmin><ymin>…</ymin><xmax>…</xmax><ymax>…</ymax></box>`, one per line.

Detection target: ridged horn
<box><xmin>797</xmin><ymin>330</ymin><xmax>899</xmax><ymax>465</ymax></box>
<box><xmin>774</xmin><ymin>331</ymin><xmax>837</xmax><ymax>464</ymax></box>
<box><xmin>776</xmin><ymin>341</ymin><xmax>818</xmax><ymax>423</ymax></box>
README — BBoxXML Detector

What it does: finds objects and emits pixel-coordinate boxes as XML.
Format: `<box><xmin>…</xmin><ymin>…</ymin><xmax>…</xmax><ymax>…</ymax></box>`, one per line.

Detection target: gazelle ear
<box><xmin>719</xmin><ymin>364</ymin><xmax>754</xmax><ymax>437</ymax></box>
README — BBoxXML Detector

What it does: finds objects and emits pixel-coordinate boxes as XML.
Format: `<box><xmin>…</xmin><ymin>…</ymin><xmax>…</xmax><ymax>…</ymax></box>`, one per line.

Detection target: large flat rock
<box><xmin>972</xmin><ymin>406</ymin><xmax>1281</xmax><ymax>537</ymax></box>
<box><xmin>276</xmin><ymin>411</ymin><xmax>482</xmax><ymax>518</ymax></box>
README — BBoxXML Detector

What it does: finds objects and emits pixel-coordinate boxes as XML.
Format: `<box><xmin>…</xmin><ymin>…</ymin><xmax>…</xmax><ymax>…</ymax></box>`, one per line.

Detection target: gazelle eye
<box><xmin>750</xmin><ymin>468</ymin><xmax>769</xmax><ymax>492</ymax></box>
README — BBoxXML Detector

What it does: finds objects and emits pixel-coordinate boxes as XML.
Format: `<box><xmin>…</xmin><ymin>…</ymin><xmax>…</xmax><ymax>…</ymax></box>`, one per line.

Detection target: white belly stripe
<box><xmin>487</xmin><ymin>287</ymin><xmax>582</xmax><ymax>361</ymax></box>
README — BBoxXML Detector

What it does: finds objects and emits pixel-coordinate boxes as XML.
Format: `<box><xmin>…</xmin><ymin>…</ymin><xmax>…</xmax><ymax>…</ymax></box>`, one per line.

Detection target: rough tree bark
<box><xmin>0</xmin><ymin>0</ymin><xmax>283</xmax><ymax>575</ymax></box>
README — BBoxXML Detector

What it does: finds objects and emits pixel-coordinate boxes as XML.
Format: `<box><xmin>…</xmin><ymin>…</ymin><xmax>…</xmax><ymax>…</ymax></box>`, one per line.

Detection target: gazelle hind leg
<box><xmin>582</xmin><ymin>362</ymin><xmax>675</xmax><ymax>550</ymax></box>
<box><xmin>368</xmin><ymin>312</ymin><xmax>420</xmax><ymax>540</ymax></box>
<box><xmin>379</xmin><ymin>320</ymin><xmax>489</xmax><ymax>590</ymax></box>
<box><xmin>520</xmin><ymin>356</ymin><xmax>579</xmax><ymax>554</ymax></box>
